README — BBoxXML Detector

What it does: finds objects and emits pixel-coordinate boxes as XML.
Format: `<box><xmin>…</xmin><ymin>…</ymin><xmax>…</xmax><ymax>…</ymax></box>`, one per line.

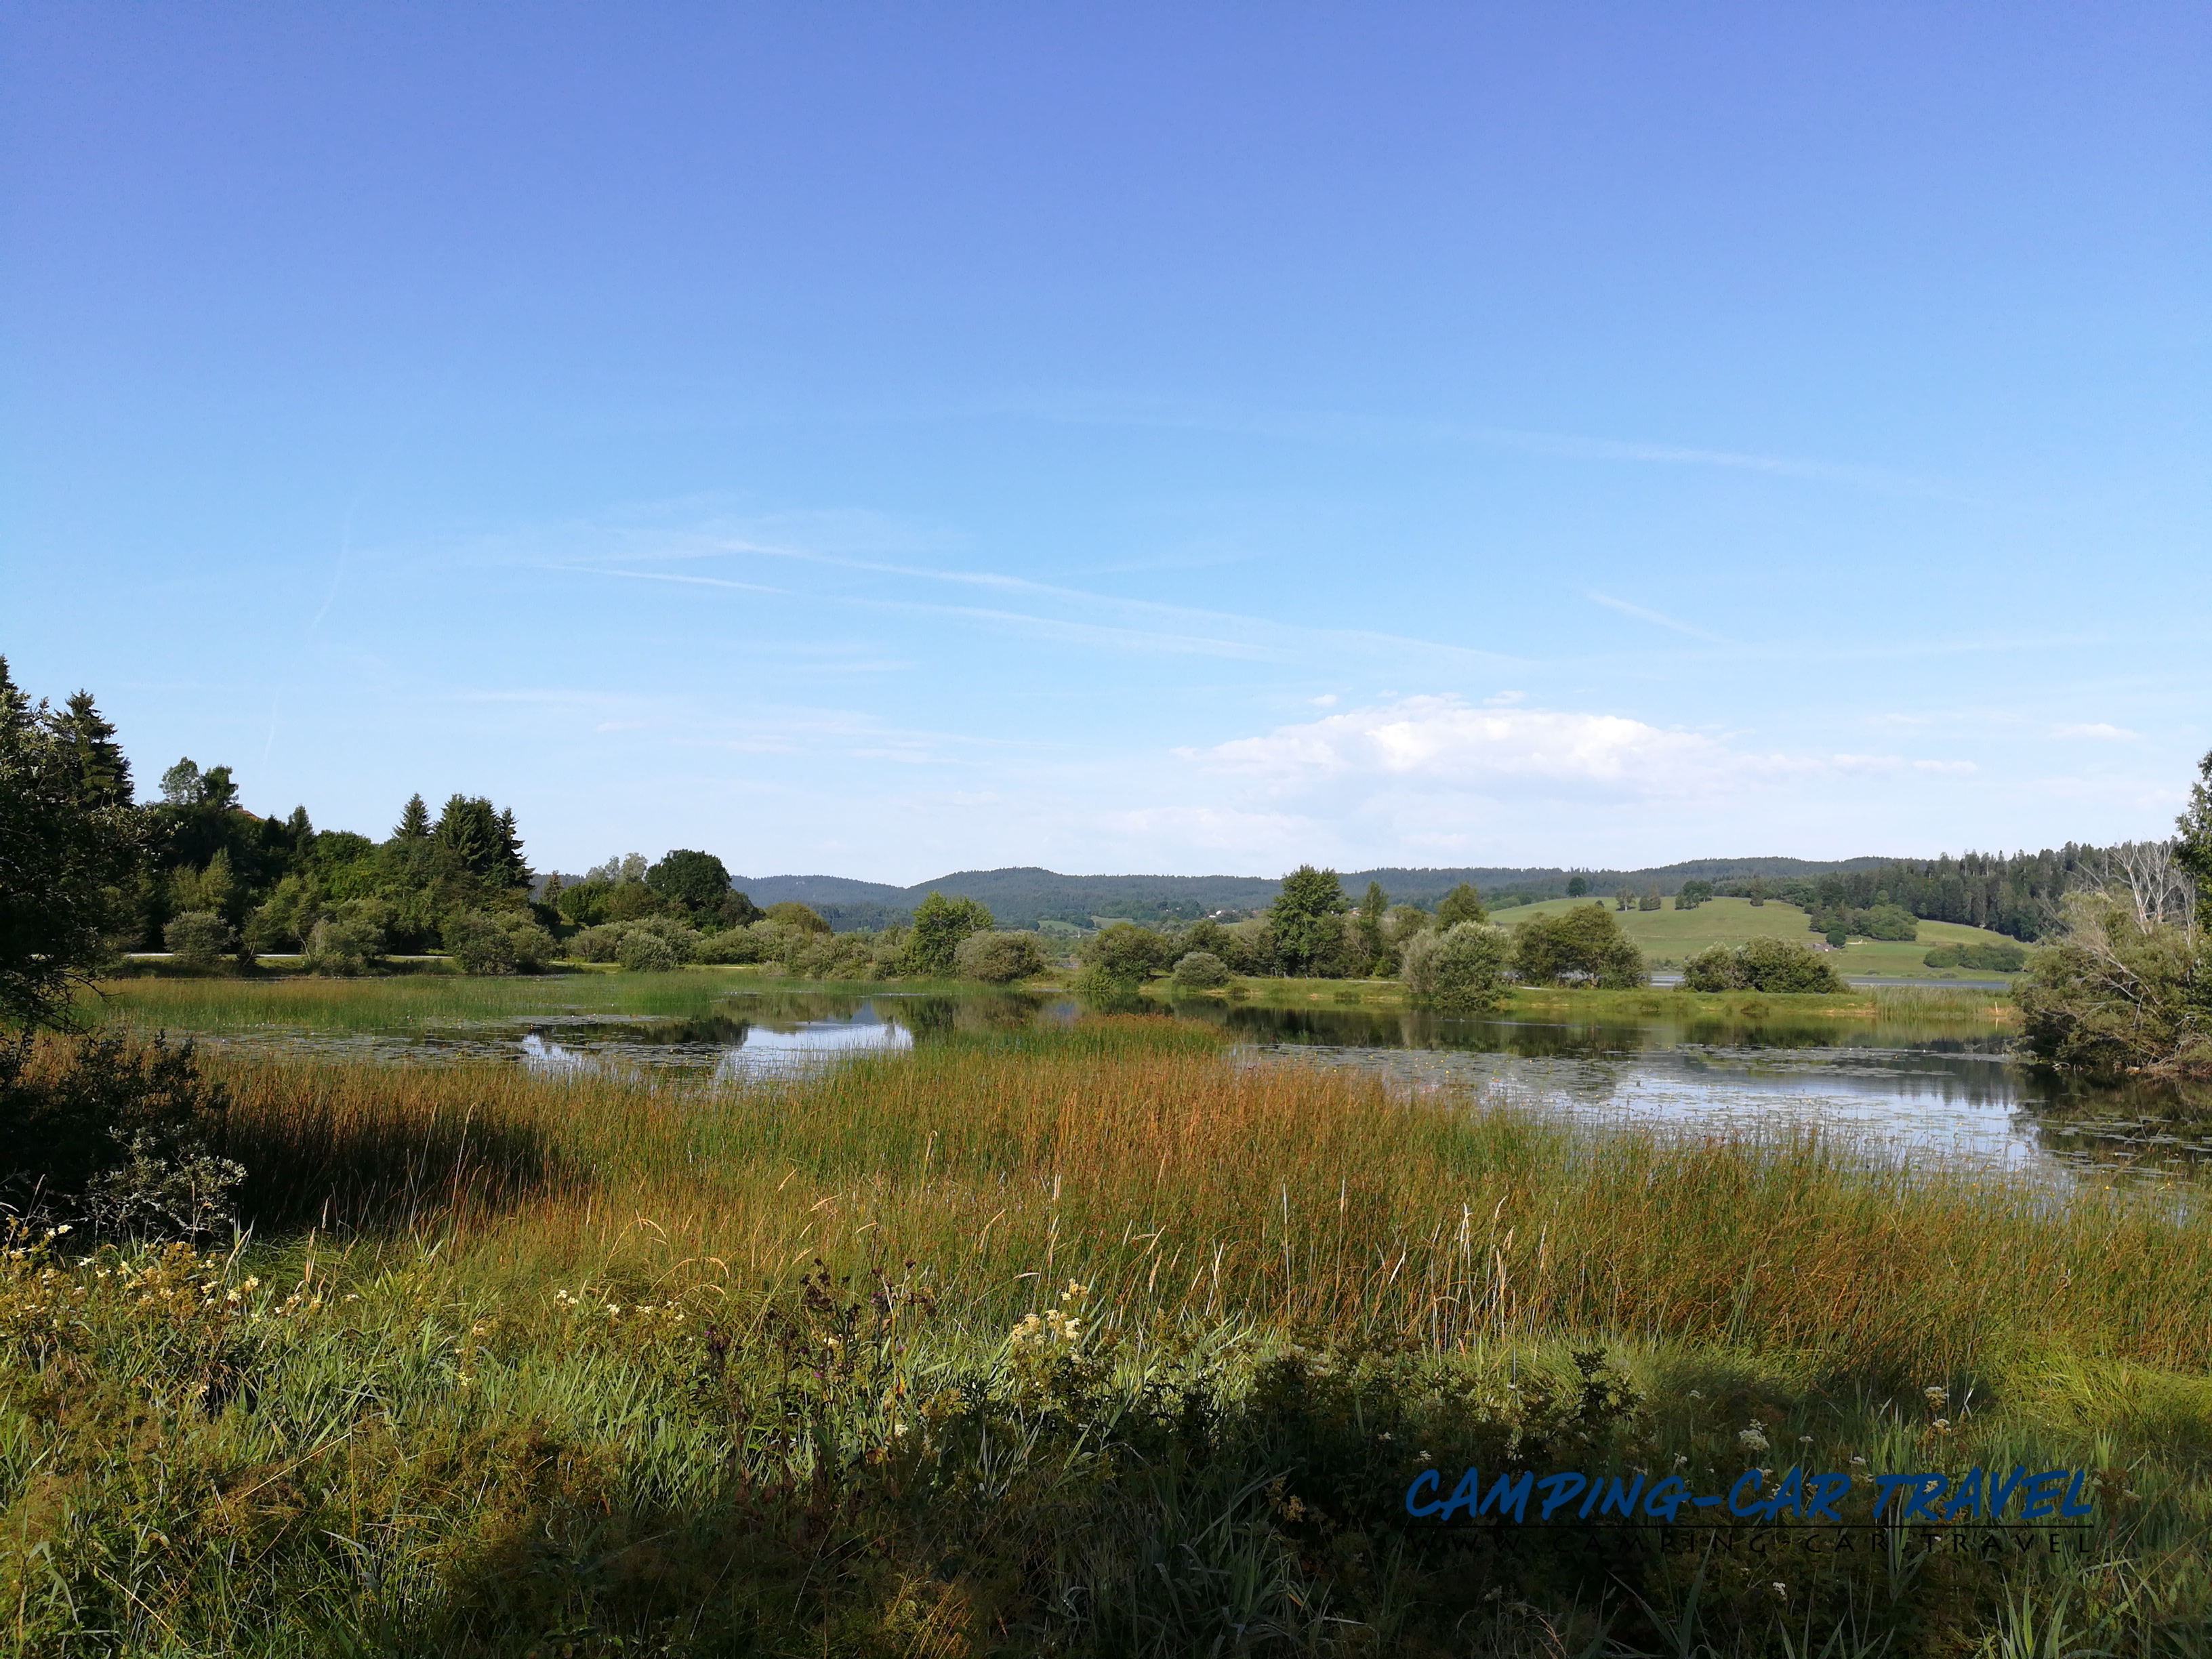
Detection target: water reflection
<box><xmin>1156</xmin><ymin>996</ymin><xmax>2212</xmax><ymax>1181</ymax></box>
<box><xmin>188</xmin><ymin>983</ymin><xmax>2212</xmax><ymax>1183</ymax></box>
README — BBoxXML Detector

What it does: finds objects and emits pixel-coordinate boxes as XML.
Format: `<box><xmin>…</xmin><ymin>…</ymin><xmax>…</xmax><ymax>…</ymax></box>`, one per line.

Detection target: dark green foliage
<box><xmin>1511</xmin><ymin>904</ymin><xmax>1648</xmax><ymax>988</ymax></box>
<box><xmin>1352</xmin><ymin>879</ymin><xmax>1392</xmax><ymax>975</ymax></box>
<box><xmin>2014</xmin><ymin>896</ymin><xmax>2211</xmax><ymax>1078</ymax></box>
<box><xmin>0</xmin><ymin>661</ymin><xmax>146</xmax><ymax>1029</ymax></box>
<box><xmin>1565</xmin><ymin>873</ymin><xmax>1589</xmax><ymax>896</ymax></box>
<box><xmin>766</xmin><ymin>900</ymin><xmax>832</xmax><ymax>935</ymax></box>
<box><xmin>394</xmin><ymin>792</ymin><xmax>431</xmax><ymax>840</ymax></box>
<box><xmin>1080</xmin><ymin>922</ymin><xmax>1176</xmax><ymax>985</ymax></box>
<box><xmin>953</xmin><ymin>930</ymin><xmax>1048</xmax><ymax>983</ymax></box>
<box><xmin>1808</xmin><ymin>899</ymin><xmax>1917</xmax><ymax>941</ymax></box>
<box><xmin>716</xmin><ymin>888</ymin><xmax>766</xmax><ymax>929</ymax></box>
<box><xmin>433</xmin><ymin>796</ymin><xmax>531</xmax><ymax>888</ymax></box>
<box><xmin>902</xmin><ymin>892</ymin><xmax>996</xmax><ymax>977</ymax></box>
<box><xmin>1925</xmin><ymin>940</ymin><xmax>2028</xmax><ymax>972</ymax></box>
<box><xmin>2177</xmin><ymin>749</ymin><xmax>2212</xmax><ymax>905</ymax></box>
<box><xmin>1681</xmin><ymin>938</ymin><xmax>1847</xmax><ymax>994</ymax></box>
<box><xmin>1168</xmin><ymin>949</ymin><xmax>1231</xmax><ymax>989</ymax></box>
<box><xmin>1638</xmin><ymin>888</ymin><xmax>1662</xmax><ymax>912</ymax></box>
<box><xmin>1433</xmin><ymin>880</ymin><xmax>1486</xmax><ymax>929</ymax></box>
<box><xmin>0</xmin><ymin>1030</ymin><xmax>230</xmax><ymax>1217</ymax></box>
<box><xmin>1400</xmin><ymin>922</ymin><xmax>1511</xmax><ymax>1011</ymax></box>
<box><xmin>1676</xmin><ymin>879</ymin><xmax>1714</xmax><ymax>910</ymax></box>
<box><xmin>443</xmin><ymin>912</ymin><xmax>555</xmax><ymax>976</ymax></box>
<box><xmin>1267</xmin><ymin>864</ymin><xmax>1349</xmax><ymax>976</ymax></box>
<box><xmin>163</xmin><ymin>912</ymin><xmax>237</xmax><ymax>970</ymax></box>
<box><xmin>644</xmin><ymin>848</ymin><xmax>731</xmax><ymax>916</ymax></box>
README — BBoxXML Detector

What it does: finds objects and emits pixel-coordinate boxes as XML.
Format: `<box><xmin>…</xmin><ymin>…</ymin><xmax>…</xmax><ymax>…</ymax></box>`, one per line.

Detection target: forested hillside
<box><xmin>728</xmin><ymin>857</ymin><xmax>1904</xmax><ymax>930</ymax></box>
<box><xmin>1713</xmin><ymin>848</ymin><xmax>2103</xmax><ymax>941</ymax></box>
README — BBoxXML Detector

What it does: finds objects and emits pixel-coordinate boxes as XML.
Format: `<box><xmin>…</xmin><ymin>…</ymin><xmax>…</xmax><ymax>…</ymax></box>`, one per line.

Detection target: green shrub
<box><xmin>1925</xmin><ymin>939</ymin><xmax>2028</xmax><ymax>972</ymax></box>
<box><xmin>302</xmin><ymin>916</ymin><xmax>384</xmax><ymax>976</ymax></box>
<box><xmin>443</xmin><ymin>911</ymin><xmax>554</xmax><ymax>975</ymax></box>
<box><xmin>162</xmin><ymin>911</ymin><xmax>235</xmax><ymax>970</ymax></box>
<box><xmin>954</xmin><ymin>930</ymin><xmax>1048</xmax><ymax>983</ymax></box>
<box><xmin>1082</xmin><ymin>923</ymin><xmax>1175</xmax><ymax>986</ymax></box>
<box><xmin>2015</xmin><ymin>894</ymin><xmax>2210</xmax><ymax>1076</ymax></box>
<box><xmin>0</xmin><ymin>1031</ymin><xmax>235</xmax><ymax>1235</ymax></box>
<box><xmin>615</xmin><ymin>929</ymin><xmax>685</xmax><ymax>973</ymax></box>
<box><xmin>1510</xmin><ymin>904</ymin><xmax>1647</xmax><ymax>988</ymax></box>
<box><xmin>1681</xmin><ymin>937</ymin><xmax>1845</xmax><ymax>994</ymax></box>
<box><xmin>1400</xmin><ymin>922</ymin><xmax>1511</xmax><ymax>1011</ymax></box>
<box><xmin>766</xmin><ymin>901</ymin><xmax>832</xmax><ymax>935</ymax></box>
<box><xmin>1168</xmin><ymin>949</ymin><xmax>1231</xmax><ymax>990</ymax></box>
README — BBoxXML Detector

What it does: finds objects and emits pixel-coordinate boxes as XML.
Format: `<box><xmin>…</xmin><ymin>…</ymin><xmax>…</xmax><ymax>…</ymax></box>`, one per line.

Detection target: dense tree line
<box><xmin>1714</xmin><ymin>849</ymin><xmax>2112</xmax><ymax>941</ymax></box>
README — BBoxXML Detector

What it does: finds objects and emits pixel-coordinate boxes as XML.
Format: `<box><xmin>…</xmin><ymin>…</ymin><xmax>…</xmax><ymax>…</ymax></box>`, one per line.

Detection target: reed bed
<box><xmin>200</xmin><ymin>1017</ymin><xmax>2209</xmax><ymax>1378</ymax></box>
<box><xmin>10</xmin><ymin>1017</ymin><xmax>2212</xmax><ymax>1657</ymax></box>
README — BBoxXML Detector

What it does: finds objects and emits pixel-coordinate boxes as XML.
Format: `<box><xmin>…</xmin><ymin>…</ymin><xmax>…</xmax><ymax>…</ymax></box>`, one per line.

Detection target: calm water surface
<box><xmin>189</xmin><ymin>987</ymin><xmax>2212</xmax><ymax>1183</ymax></box>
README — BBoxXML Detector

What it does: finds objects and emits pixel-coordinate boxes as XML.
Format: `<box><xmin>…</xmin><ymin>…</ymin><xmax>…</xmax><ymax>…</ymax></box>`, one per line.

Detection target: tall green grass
<box><xmin>7</xmin><ymin>1017</ymin><xmax>2211</xmax><ymax>1656</ymax></box>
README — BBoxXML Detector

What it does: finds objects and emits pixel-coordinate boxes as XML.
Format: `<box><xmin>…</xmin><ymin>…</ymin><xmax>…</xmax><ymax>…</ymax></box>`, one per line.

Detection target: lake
<box><xmin>140</xmin><ymin>978</ymin><xmax>2212</xmax><ymax>1185</ymax></box>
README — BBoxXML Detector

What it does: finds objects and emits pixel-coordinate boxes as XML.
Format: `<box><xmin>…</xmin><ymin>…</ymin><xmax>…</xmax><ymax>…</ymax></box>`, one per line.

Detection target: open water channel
<box><xmin>186</xmin><ymin>985</ymin><xmax>2212</xmax><ymax>1187</ymax></box>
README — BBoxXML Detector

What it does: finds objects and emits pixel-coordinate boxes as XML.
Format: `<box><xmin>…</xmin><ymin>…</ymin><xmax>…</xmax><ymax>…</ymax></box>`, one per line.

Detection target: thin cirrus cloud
<box><xmin>544</xmin><ymin>529</ymin><xmax>1526</xmax><ymax>672</ymax></box>
<box><xmin>1584</xmin><ymin>592</ymin><xmax>1732</xmax><ymax>645</ymax></box>
<box><xmin>2053</xmin><ymin>722</ymin><xmax>2140</xmax><ymax>741</ymax></box>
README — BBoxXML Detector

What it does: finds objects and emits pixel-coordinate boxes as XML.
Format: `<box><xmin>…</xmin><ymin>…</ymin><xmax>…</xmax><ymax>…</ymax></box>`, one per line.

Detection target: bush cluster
<box><xmin>1681</xmin><ymin>937</ymin><xmax>1847</xmax><ymax>994</ymax></box>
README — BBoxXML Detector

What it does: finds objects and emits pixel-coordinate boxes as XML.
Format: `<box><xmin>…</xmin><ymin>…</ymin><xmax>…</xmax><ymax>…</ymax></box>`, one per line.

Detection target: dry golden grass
<box><xmin>198</xmin><ymin>1017</ymin><xmax>2212</xmax><ymax>1379</ymax></box>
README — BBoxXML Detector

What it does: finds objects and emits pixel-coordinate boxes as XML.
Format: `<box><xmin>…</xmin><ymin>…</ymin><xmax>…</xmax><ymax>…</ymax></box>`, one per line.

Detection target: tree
<box><xmin>645</xmin><ymin>848</ymin><xmax>733</xmax><ymax>916</ymax></box>
<box><xmin>0</xmin><ymin>660</ymin><xmax>146</xmax><ymax>1029</ymax></box>
<box><xmin>903</xmin><ymin>892</ymin><xmax>995</xmax><ymax>977</ymax></box>
<box><xmin>1434</xmin><ymin>882</ymin><xmax>1488</xmax><ymax>930</ymax></box>
<box><xmin>1639</xmin><ymin>887</ymin><xmax>1662</xmax><ymax>912</ymax></box>
<box><xmin>1400</xmin><ymin>922</ymin><xmax>1511</xmax><ymax>1012</ymax></box>
<box><xmin>163</xmin><ymin>912</ymin><xmax>237</xmax><ymax>970</ymax></box>
<box><xmin>394</xmin><ymin>792</ymin><xmax>431</xmax><ymax>840</ymax></box>
<box><xmin>433</xmin><ymin>795</ymin><xmax>529</xmax><ymax>887</ymax></box>
<box><xmin>1511</xmin><ymin>904</ymin><xmax>1647</xmax><ymax>989</ymax></box>
<box><xmin>2177</xmin><ymin>749</ymin><xmax>2212</xmax><ymax>907</ymax></box>
<box><xmin>766</xmin><ymin>901</ymin><xmax>831</xmax><ymax>935</ymax></box>
<box><xmin>1269</xmin><ymin>865</ymin><xmax>1349</xmax><ymax>976</ymax></box>
<box><xmin>1677</xmin><ymin>880</ymin><xmax>1715</xmax><ymax>911</ymax></box>
<box><xmin>1565</xmin><ymin>874</ymin><xmax>1589</xmax><ymax>897</ymax></box>
<box><xmin>1081</xmin><ymin>923</ymin><xmax>1176</xmax><ymax>984</ymax></box>
<box><xmin>1353</xmin><ymin>880</ymin><xmax>1392</xmax><ymax>975</ymax></box>
<box><xmin>954</xmin><ymin>930</ymin><xmax>1048</xmax><ymax>983</ymax></box>
<box><xmin>1682</xmin><ymin>938</ymin><xmax>1844</xmax><ymax>994</ymax></box>
<box><xmin>1170</xmin><ymin>950</ymin><xmax>1231</xmax><ymax>989</ymax></box>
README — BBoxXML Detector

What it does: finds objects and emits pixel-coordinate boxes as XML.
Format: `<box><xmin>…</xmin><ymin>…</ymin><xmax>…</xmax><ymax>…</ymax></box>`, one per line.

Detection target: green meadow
<box><xmin>6</xmin><ymin>987</ymin><xmax>2211</xmax><ymax>1656</ymax></box>
<box><xmin>1487</xmin><ymin>895</ymin><xmax>2026</xmax><ymax>977</ymax></box>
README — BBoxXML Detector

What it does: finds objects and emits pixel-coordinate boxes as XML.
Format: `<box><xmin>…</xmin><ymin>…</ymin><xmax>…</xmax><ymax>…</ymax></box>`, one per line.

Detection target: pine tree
<box><xmin>2177</xmin><ymin>750</ymin><xmax>2212</xmax><ymax>906</ymax></box>
<box><xmin>55</xmin><ymin>691</ymin><xmax>134</xmax><ymax>808</ymax></box>
<box><xmin>0</xmin><ymin>657</ymin><xmax>148</xmax><ymax>1027</ymax></box>
<box><xmin>395</xmin><ymin>794</ymin><xmax>431</xmax><ymax>840</ymax></box>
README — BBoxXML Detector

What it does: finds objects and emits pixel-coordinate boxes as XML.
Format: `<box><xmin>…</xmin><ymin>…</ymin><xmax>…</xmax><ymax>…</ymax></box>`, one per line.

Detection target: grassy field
<box><xmin>1192</xmin><ymin>977</ymin><xmax>2018</xmax><ymax>1027</ymax></box>
<box><xmin>7</xmin><ymin>1012</ymin><xmax>2211</xmax><ymax>1655</ymax></box>
<box><xmin>1488</xmin><ymin>895</ymin><xmax>2027</xmax><ymax>977</ymax></box>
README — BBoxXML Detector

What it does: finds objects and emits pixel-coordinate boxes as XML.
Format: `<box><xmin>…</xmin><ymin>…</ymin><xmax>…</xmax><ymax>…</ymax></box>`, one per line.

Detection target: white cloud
<box><xmin>2053</xmin><ymin>722</ymin><xmax>2139</xmax><ymax>741</ymax></box>
<box><xmin>1194</xmin><ymin>697</ymin><xmax>1753</xmax><ymax>797</ymax></box>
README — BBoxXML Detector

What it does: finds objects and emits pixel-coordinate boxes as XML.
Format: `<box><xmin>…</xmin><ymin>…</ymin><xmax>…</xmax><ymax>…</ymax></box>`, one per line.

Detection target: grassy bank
<box><xmin>1169</xmin><ymin>977</ymin><xmax>2018</xmax><ymax>1025</ymax></box>
<box><xmin>5</xmin><ymin>1020</ymin><xmax>2205</xmax><ymax>1654</ymax></box>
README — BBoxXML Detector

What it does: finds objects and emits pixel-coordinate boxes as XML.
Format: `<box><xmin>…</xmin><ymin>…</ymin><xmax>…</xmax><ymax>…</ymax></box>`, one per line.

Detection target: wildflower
<box><xmin>1924</xmin><ymin>1386</ymin><xmax>1948</xmax><ymax>1410</ymax></box>
<box><xmin>1932</xmin><ymin>1418</ymin><xmax>1951</xmax><ymax>1433</ymax></box>
<box><xmin>1738</xmin><ymin>1424</ymin><xmax>1770</xmax><ymax>1456</ymax></box>
<box><xmin>1771</xmin><ymin>1583</ymin><xmax>1789</xmax><ymax>1603</ymax></box>
<box><xmin>1850</xmin><ymin>1456</ymin><xmax>1867</xmax><ymax>1466</ymax></box>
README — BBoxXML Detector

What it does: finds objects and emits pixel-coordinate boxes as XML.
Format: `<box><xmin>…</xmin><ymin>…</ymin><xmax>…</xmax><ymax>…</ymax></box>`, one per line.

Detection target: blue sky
<box><xmin>5</xmin><ymin>3</ymin><xmax>2207</xmax><ymax>881</ymax></box>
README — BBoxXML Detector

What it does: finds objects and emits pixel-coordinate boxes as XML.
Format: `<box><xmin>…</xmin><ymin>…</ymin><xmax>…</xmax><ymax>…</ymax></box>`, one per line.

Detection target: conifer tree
<box><xmin>394</xmin><ymin>793</ymin><xmax>431</xmax><ymax>840</ymax></box>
